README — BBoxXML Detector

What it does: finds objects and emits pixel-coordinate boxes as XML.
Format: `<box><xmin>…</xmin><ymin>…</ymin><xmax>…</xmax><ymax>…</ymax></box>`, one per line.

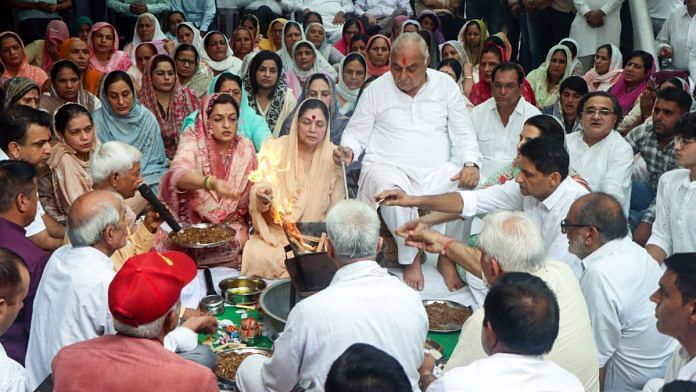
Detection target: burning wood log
<box><xmin>316</xmin><ymin>233</ymin><xmax>327</xmax><ymax>253</ymax></box>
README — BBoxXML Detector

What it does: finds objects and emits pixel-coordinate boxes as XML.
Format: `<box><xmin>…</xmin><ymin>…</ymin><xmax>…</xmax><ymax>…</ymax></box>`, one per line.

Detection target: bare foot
<box><xmin>437</xmin><ymin>255</ymin><xmax>464</xmax><ymax>292</ymax></box>
<box><xmin>403</xmin><ymin>256</ymin><xmax>424</xmax><ymax>291</ymax></box>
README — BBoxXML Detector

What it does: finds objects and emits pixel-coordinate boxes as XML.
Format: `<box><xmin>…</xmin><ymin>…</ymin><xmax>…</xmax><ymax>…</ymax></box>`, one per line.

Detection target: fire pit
<box><xmin>282</xmin><ymin>222</ymin><xmax>338</xmax><ymax>308</ymax></box>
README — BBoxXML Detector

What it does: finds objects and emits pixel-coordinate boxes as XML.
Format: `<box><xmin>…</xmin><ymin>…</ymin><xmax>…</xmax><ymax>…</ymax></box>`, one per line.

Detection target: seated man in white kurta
<box><xmin>419</xmin><ymin>272</ymin><xmax>584</xmax><ymax>392</ymax></box>
<box><xmin>378</xmin><ymin>137</ymin><xmax>586</xmax><ymax>307</ymax></box>
<box><xmin>335</xmin><ymin>32</ymin><xmax>481</xmax><ymax>291</ymax></box>
<box><xmin>235</xmin><ymin>200</ymin><xmax>428</xmax><ymax>392</ymax></box>
<box><xmin>566</xmin><ymin>91</ymin><xmax>633</xmax><ymax>216</ymax></box>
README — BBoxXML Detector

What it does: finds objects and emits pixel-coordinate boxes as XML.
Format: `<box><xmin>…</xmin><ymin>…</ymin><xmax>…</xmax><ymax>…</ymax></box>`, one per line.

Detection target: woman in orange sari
<box><xmin>242</xmin><ymin>98</ymin><xmax>346</xmax><ymax>279</ymax></box>
<box><xmin>60</xmin><ymin>38</ymin><xmax>103</xmax><ymax>95</ymax></box>
<box><xmin>159</xmin><ymin>93</ymin><xmax>258</xmax><ymax>268</ymax></box>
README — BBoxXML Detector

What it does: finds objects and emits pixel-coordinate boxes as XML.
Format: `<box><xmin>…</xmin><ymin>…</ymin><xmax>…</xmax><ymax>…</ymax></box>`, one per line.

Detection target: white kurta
<box><xmin>643</xmin><ymin>346</ymin><xmax>696</xmax><ymax>392</ymax></box>
<box><xmin>646</xmin><ymin>169</ymin><xmax>696</xmax><ymax>257</ymax></box>
<box><xmin>445</xmin><ymin>260</ymin><xmax>600</xmax><ymax>392</ymax></box>
<box><xmin>341</xmin><ymin>69</ymin><xmax>481</xmax><ymax>265</ymax></box>
<box><xmin>459</xmin><ymin>177</ymin><xmax>587</xmax><ymax>276</ymax></box>
<box><xmin>471</xmin><ymin>97</ymin><xmax>541</xmax><ymax>180</ymax></box>
<box><xmin>566</xmin><ymin>130</ymin><xmax>633</xmax><ymax>216</ymax></box>
<box><xmin>655</xmin><ymin>6</ymin><xmax>696</xmax><ymax>71</ymax></box>
<box><xmin>236</xmin><ymin>260</ymin><xmax>428</xmax><ymax>392</ymax></box>
<box><xmin>570</xmin><ymin>0</ymin><xmax>623</xmax><ymax>57</ymax></box>
<box><xmin>0</xmin><ymin>344</ymin><xmax>26</xmax><ymax>392</ymax></box>
<box><xmin>580</xmin><ymin>236</ymin><xmax>677</xmax><ymax>391</ymax></box>
<box><xmin>25</xmin><ymin>245</ymin><xmax>198</xmax><ymax>390</ymax></box>
<box><xmin>280</xmin><ymin>0</ymin><xmax>354</xmax><ymax>38</ymax></box>
<box><xmin>429</xmin><ymin>353</ymin><xmax>584</xmax><ymax>392</ymax></box>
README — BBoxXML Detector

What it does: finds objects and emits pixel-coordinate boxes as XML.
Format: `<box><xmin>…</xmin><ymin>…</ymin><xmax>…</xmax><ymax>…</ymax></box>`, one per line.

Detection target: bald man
<box><xmin>335</xmin><ymin>32</ymin><xmax>481</xmax><ymax>291</ymax></box>
<box><xmin>25</xmin><ymin>191</ymin><xmax>129</xmax><ymax>389</ymax></box>
<box><xmin>565</xmin><ymin>193</ymin><xmax>676</xmax><ymax>391</ymax></box>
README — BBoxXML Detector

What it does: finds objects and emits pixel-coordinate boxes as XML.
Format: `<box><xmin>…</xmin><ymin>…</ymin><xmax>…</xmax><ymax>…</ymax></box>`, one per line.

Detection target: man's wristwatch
<box><xmin>464</xmin><ymin>162</ymin><xmax>479</xmax><ymax>169</ymax></box>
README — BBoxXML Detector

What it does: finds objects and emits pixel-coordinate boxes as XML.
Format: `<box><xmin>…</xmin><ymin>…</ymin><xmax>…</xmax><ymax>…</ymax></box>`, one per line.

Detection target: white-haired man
<box><xmin>335</xmin><ymin>32</ymin><xmax>481</xmax><ymax>291</ymax></box>
<box><xmin>91</xmin><ymin>140</ymin><xmax>160</xmax><ymax>270</ymax></box>
<box><xmin>51</xmin><ymin>251</ymin><xmax>218</xmax><ymax>391</ymax></box>
<box><xmin>25</xmin><ymin>191</ymin><xmax>217</xmax><ymax>390</ymax></box>
<box><xmin>236</xmin><ymin>200</ymin><xmax>428</xmax><ymax>391</ymax></box>
<box><xmin>427</xmin><ymin>211</ymin><xmax>599</xmax><ymax>391</ymax></box>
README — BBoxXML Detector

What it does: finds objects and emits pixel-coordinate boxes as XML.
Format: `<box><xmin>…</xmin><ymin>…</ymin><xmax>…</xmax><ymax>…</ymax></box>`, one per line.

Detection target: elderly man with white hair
<box><xmin>236</xmin><ymin>200</ymin><xmax>428</xmax><ymax>392</ymax></box>
<box><xmin>24</xmin><ymin>191</ymin><xmax>217</xmax><ymax>390</ymax></box>
<box><xmin>90</xmin><ymin>140</ymin><xmax>163</xmax><ymax>270</ymax></box>
<box><xmin>432</xmin><ymin>211</ymin><xmax>600</xmax><ymax>392</ymax></box>
<box><xmin>335</xmin><ymin>32</ymin><xmax>481</xmax><ymax>291</ymax></box>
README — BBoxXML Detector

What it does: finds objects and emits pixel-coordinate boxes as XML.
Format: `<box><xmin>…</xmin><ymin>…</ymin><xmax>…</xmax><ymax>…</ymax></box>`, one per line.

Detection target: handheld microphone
<box><xmin>137</xmin><ymin>183</ymin><xmax>182</xmax><ymax>232</ymax></box>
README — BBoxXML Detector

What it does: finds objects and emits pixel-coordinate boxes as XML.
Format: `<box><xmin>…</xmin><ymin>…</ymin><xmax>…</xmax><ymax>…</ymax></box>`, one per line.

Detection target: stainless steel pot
<box><xmin>218</xmin><ymin>276</ymin><xmax>267</xmax><ymax>306</ymax></box>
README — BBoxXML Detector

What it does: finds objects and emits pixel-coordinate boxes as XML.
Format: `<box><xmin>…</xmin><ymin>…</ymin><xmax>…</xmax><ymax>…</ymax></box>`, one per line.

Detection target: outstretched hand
<box><xmin>212</xmin><ymin>178</ymin><xmax>241</xmax><ymax>200</ymax></box>
<box><xmin>451</xmin><ymin>166</ymin><xmax>479</xmax><ymax>189</ymax></box>
<box><xmin>374</xmin><ymin>189</ymin><xmax>418</xmax><ymax>207</ymax></box>
<box><xmin>403</xmin><ymin>226</ymin><xmax>448</xmax><ymax>254</ymax></box>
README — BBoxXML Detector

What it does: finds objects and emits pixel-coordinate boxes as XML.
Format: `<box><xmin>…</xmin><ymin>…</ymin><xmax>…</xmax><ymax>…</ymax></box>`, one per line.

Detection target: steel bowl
<box><xmin>216</xmin><ymin>347</ymin><xmax>272</xmax><ymax>390</ymax></box>
<box><xmin>198</xmin><ymin>295</ymin><xmax>224</xmax><ymax>316</ymax></box>
<box><xmin>218</xmin><ymin>276</ymin><xmax>267</xmax><ymax>305</ymax></box>
<box><xmin>169</xmin><ymin>223</ymin><xmax>236</xmax><ymax>249</ymax></box>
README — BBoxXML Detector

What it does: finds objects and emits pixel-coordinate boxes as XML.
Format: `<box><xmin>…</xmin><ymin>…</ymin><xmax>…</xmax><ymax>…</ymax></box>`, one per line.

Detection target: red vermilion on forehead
<box><xmin>402</xmin><ymin>57</ymin><xmax>407</xmax><ymax>65</ymax></box>
<box><xmin>311</xmin><ymin>114</ymin><xmax>316</xmax><ymax>119</ymax></box>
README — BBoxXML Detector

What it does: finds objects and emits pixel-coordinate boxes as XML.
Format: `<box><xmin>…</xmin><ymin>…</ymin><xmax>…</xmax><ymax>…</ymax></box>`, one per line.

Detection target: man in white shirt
<box><xmin>657</xmin><ymin>0</ymin><xmax>696</xmax><ymax>72</ymax></box>
<box><xmin>379</xmin><ymin>137</ymin><xmax>587</xmax><ymax>297</ymax></box>
<box><xmin>419</xmin><ymin>272</ymin><xmax>584</xmax><ymax>392</ymax></box>
<box><xmin>354</xmin><ymin>0</ymin><xmax>412</xmax><ymax>35</ymax></box>
<box><xmin>0</xmin><ymin>248</ymin><xmax>29</xmax><ymax>392</ymax></box>
<box><xmin>642</xmin><ymin>253</ymin><xmax>696</xmax><ymax>392</ymax></box>
<box><xmin>0</xmin><ymin>107</ymin><xmax>64</xmax><ymax>251</ymax></box>
<box><xmin>565</xmin><ymin>193</ymin><xmax>677</xmax><ymax>391</ymax></box>
<box><xmin>647</xmin><ymin>112</ymin><xmax>696</xmax><ymax>263</ymax></box>
<box><xmin>236</xmin><ymin>200</ymin><xmax>428</xmax><ymax>392</ymax></box>
<box><xmin>335</xmin><ymin>32</ymin><xmax>481</xmax><ymax>291</ymax></box>
<box><xmin>25</xmin><ymin>191</ymin><xmax>217</xmax><ymax>390</ymax></box>
<box><xmin>649</xmin><ymin>0</ymin><xmax>684</xmax><ymax>36</ymax></box>
<box><xmin>281</xmin><ymin>0</ymin><xmax>353</xmax><ymax>40</ymax></box>
<box><xmin>427</xmin><ymin>211</ymin><xmax>598</xmax><ymax>391</ymax></box>
<box><xmin>566</xmin><ymin>91</ymin><xmax>633</xmax><ymax>216</ymax></box>
<box><xmin>472</xmin><ymin>62</ymin><xmax>541</xmax><ymax>180</ymax></box>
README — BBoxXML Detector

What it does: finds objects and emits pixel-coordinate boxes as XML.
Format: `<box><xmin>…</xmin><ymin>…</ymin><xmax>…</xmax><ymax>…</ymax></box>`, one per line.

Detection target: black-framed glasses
<box><xmin>560</xmin><ymin>219</ymin><xmax>598</xmax><ymax>234</ymax></box>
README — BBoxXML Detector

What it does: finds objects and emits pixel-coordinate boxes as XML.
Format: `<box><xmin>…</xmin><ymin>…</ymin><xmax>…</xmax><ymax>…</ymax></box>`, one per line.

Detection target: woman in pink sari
<box><xmin>138</xmin><ymin>54</ymin><xmax>199</xmax><ymax>160</ymax></box>
<box><xmin>0</xmin><ymin>32</ymin><xmax>48</xmax><ymax>87</ymax></box>
<box><xmin>159</xmin><ymin>93</ymin><xmax>258</xmax><ymax>268</ymax></box>
<box><xmin>87</xmin><ymin>22</ymin><xmax>132</xmax><ymax>74</ymax></box>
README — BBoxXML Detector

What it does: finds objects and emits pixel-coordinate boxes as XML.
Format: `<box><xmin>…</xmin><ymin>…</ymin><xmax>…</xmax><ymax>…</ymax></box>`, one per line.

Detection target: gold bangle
<box><xmin>204</xmin><ymin>175</ymin><xmax>213</xmax><ymax>190</ymax></box>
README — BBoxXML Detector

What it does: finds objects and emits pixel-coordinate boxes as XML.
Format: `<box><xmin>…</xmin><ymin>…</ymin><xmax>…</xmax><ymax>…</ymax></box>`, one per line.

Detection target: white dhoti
<box><xmin>357</xmin><ymin>161</ymin><xmax>470</xmax><ymax>265</ymax></box>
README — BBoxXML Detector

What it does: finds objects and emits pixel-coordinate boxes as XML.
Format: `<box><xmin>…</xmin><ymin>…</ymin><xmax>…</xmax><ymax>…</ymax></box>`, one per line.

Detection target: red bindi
<box><xmin>311</xmin><ymin>114</ymin><xmax>316</xmax><ymax>120</ymax></box>
<box><xmin>402</xmin><ymin>57</ymin><xmax>407</xmax><ymax>66</ymax></box>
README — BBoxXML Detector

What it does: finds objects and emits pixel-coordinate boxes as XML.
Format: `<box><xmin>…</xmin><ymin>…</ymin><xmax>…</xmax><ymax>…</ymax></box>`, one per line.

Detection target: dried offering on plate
<box><xmin>425</xmin><ymin>301</ymin><xmax>472</xmax><ymax>331</ymax></box>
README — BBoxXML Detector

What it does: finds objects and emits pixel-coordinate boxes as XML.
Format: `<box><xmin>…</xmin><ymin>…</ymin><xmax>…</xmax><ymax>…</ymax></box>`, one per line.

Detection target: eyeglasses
<box><xmin>675</xmin><ymin>135</ymin><xmax>696</xmax><ymax>146</ymax></box>
<box><xmin>583</xmin><ymin>107</ymin><xmax>614</xmax><ymax>117</ymax></box>
<box><xmin>560</xmin><ymin>219</ymin><xmax>599</xmax><ymax>234</ymax></box>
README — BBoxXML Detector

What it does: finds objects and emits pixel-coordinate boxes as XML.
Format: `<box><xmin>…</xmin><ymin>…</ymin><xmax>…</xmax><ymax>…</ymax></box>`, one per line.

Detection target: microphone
<box><xmin>137</xmin><ymin>183</ymin><xmax>182</xmax><ymax>232</ymax></box>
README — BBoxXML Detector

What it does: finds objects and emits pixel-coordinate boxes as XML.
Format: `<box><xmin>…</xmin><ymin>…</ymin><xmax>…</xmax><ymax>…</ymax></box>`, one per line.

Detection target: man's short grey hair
<box><xmin>67</xmin><ymin>193</ymin><xmax>124</xmax><ymax>247</ymax></box>
<box><xmin>113</xmin><ymin>301</ymin><xmax>180</xmax><ymax>339</ymax></box>
<box><xmin>391</xmin><ymin>32</ymin><xmax>429</xmax><ymax>65</ymax></box>
<box><xmin>90</xmin><ymin>141</ymin><xmax>142</xmax><ymax>186</ymax></box>
<box><xmin>479</xmin><ymin>211</ymin><xmax>546</xmax><ymax>273</ymax></box>
<box><xmin>326</xmin><ymin>200</ymin><xmax>380</xmax><ymax>263</ymax></box>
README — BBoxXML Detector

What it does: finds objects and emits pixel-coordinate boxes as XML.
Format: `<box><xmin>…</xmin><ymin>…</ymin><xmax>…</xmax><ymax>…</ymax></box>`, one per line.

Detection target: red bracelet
<box><xmin>441</xmin><ymin>238</ymin><xmax>455</xmax><ymax>256</ymax></box>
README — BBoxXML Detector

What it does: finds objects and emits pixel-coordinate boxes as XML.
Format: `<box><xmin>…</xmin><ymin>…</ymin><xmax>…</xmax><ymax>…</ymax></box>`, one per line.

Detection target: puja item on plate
<box><xmin>171</xmin><ymin>225</ymin><xmax>232</xmax><ymax>245</ymax></box>
<box><xmin>240</xmin><ymin>317</ymin><xmax>261</xmax><ymax>345</ymax></box>
<box><xmin>425</xmin><ymin>301</ymin><xmax>472</xmax><ymax>331</ymax></box>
